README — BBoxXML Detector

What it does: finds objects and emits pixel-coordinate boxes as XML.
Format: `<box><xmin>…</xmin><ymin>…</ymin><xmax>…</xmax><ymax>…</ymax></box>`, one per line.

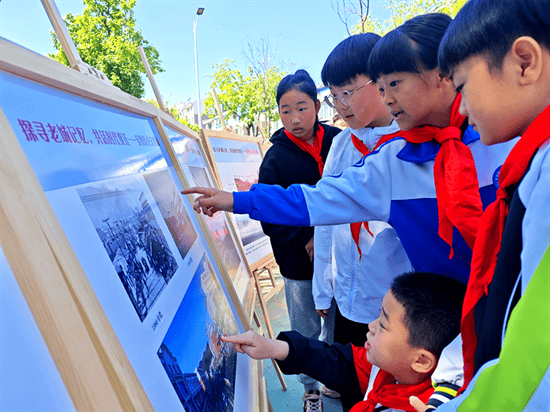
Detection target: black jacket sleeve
<box><xmin>275</xmin><ymin>331</ymin><xmax>364</xmax><ymax>411</ymax></box>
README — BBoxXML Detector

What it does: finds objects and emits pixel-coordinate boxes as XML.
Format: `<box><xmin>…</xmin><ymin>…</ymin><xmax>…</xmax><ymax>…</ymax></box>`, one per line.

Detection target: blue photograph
<box><xmin>158</xmin><ymin>255</ymin><xmax>239</xmax><ymax>412</ymax></box>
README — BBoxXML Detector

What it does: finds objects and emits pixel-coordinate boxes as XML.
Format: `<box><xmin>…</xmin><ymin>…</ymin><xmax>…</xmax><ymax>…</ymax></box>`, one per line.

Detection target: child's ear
<box><xmin>315</xmin><ymin>98</ymin><xmax>321</xmax><ymax>114</ymax></box>
<box><xmin>510</xmin><ymin>36</ymin><xmax>544</xmax><ymax>85</ymax></box>
<box><xmin>411</xmin><ymin>349</ymin><xmax>437</xmax><ymax>375</ymax></box>
<box><xmin>436</xmin><ymin>71</ymin><xmax>454</xmax><ymax>90</ymax></box>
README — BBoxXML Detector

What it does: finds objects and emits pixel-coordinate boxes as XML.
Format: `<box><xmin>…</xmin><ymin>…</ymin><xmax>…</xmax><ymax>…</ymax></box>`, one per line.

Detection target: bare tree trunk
<box><xmin>331</xmin><ymin>0</ymin><xmax>370</xmax><ymax>35</ymax></box>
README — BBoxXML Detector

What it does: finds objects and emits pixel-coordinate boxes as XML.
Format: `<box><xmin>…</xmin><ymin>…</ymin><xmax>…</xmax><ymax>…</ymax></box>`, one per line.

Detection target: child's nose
<box><xmin>368</xmin><ymin>319</ymin><xmax>376</xmax><ymax>333</ymax></box>
<box><xmin>383</xmin><ymin>92</ymin><xmax>394</xmax><ymax>107</ymax></box>
<box><xmin>458</xmin><ymin>97</ymin><xmax>468</xmax><ymax>117</ymax></box>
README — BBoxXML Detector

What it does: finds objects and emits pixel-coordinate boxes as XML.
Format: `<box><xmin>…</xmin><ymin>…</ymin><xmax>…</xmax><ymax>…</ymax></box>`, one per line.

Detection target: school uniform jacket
<box><xmin>276</xmin><ymin>331</ymin><xmax>433</xmax><ymax>412</ymax></box>
<box><xmin>258</xmin><ymin>123</ymin><xmax>340</xmax><ymax>281</ymax></box>
<box><xmin>436</xmin><ymin>140</ymin><xmax>550</xmax><ymax>412</ymax></box>
<box><xmin>313</xmin><ymin>124</ymin><xmax>412</xmax><ymax>323</ymax></box>
<box><xmin>235</xmin><ymin>126</ymin><xmax>517</xmax><ymax>284</ymax></box>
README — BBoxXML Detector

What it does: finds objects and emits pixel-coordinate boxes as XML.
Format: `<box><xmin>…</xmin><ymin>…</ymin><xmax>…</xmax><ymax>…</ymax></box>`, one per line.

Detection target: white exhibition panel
<box><xmin>0</xmin><ymin>246</ymin><xmax>76</xmax><ymax>411</ymax></box>
<box><xmin>1</xmin><ymin>70</ymin><xmax>254</xmax><ymax>411</ymax></box>
<box><xmin>206</xmin><ymin>136</ymin><xmax>272</xmax><ymax>267</ymax></box>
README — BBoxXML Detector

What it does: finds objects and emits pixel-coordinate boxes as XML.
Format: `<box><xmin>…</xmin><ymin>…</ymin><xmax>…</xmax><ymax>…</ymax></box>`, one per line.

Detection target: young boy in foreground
<box><xmin>413</xmin><ymin>0</ymin><xmax>550</xmax><ymax>410</ymax></box>
<box><xmin>223</xmin><ymin>272</ymin><xmax>466</xmax><ymax>412</ymax></box>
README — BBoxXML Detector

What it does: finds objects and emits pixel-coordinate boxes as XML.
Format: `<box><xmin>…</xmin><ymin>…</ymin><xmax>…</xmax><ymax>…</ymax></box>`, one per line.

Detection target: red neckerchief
<box><xmin>350</xmin><ymin>132</ymin><xmax>397</xmax><ymax>259</ymax></box>
<box><xmin>383</xmin><ymin>94</ymin><xmax>482</xmax><ymax>259</ymax></box>
<box><xmin>284</xmin><ymin>125</ymin><xmax>325</xmax><ymax>176</ymax></box>
<box><xmin>460</xmin><ymin>104</ymin><xmax>550</xmax><ymax>390</ymax></box>
<box><xmin>351</xmin><ymin>346</ymin><xmax>434</xmax><ymax>412</ymax></box>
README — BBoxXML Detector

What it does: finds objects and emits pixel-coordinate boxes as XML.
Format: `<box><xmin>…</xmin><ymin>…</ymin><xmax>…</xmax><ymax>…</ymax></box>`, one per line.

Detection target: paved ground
<box><xmin>257</xmin><ymin>272</ymin><xmax>344</xmax><ymax>412</ymax></box>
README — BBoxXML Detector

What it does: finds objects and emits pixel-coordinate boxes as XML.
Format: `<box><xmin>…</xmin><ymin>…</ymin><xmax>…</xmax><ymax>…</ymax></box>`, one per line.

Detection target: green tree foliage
<box><xmin>49</xmin><ymin>0</ymin><xmax>163</xmax><ymax>98</ymax></box>
<box><xmin>144</xmin><ymin>98</ymin><xmax>200</xmax><ymax>133</ymax></box>
<box><xmin>347</xmin><ymin>0</ymin><xmax>467</xmax><ymax>35</ymax></box>
<box><xmin>203</xmin><ymin>59</ymin><xmax>286</xmax><ymax>138</ymax></box>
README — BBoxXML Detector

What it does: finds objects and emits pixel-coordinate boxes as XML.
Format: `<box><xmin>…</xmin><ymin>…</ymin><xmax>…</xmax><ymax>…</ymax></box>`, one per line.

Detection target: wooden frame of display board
<box><xmin>199</xmin><ymin>129</ymin><xmax>277</xmax><ymax>271</ymax></box>
<box><xmin>0</xmin><ymin>36</ymin><xmax>267</xmax><ymax>411</ymax></box>
<box><xmin>138</xmin><ymin>49</ymin><xmax>285</xmax><ymax>392</ymax></box>
<box><xmin>136</xmin><ymin>44</ymin><xmax>258</xmax><ymax>315</ymax></box>
<box><xmin>199</xmin><ymin>129</ymin><xmax>285</xmax><ymax>328</ymax></box>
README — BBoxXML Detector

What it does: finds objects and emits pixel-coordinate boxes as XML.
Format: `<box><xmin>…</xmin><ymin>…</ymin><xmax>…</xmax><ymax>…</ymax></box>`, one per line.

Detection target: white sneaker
<box><xmin>303</xmin><ymin>389</ymin><xmax>323</xmax><ymax>412</ymax></box>
<box><xmin>320</xmin><ymin>384</ymin><xmax>341</xmax><ymax>399</ymax></box>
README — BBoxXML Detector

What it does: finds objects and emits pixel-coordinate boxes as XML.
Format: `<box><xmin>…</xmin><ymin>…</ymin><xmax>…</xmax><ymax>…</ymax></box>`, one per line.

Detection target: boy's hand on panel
<box><xmin>221</xmin><ymin>330</ymin><xmax>290</xmax><ymax>361</ymax></box>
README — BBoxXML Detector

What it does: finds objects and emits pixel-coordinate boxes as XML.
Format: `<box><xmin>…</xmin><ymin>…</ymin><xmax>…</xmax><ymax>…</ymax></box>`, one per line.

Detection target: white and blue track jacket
<box><xmin>234</xmin><ymin>126</ymin><xmax>518</xmax><ymax>284</ymax></box>
<box><xmin>313</xmin><ymin>124</ymin><xmax>412</xmax><ymax>324</ymax></box>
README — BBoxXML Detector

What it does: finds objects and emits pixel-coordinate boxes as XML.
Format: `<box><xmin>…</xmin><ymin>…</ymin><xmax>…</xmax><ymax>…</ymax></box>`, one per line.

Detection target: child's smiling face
<box><xmin>377</xmin><ymin>69</ymin><xmax>458</xmax><ymax>131</ymax></box>
<box><xmin>366</xmin><ymin>290</ymin><xmax>418</xmax><ymax>377</ymax></box>
<box><xmin>376</xmin><ymin>71</ymin><xmax>443</xmax><ymax>131</ymax></box>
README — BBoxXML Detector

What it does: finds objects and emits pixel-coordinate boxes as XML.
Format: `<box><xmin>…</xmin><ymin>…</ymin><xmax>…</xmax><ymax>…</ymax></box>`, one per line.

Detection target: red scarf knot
<box><xmin>435</xmin><ymin>125</ymin><xmax>462</xmax><ymax>143</ymax></box>
<box><xmin>383</xmin><ymin>94</ymin><xmax>482</xmax><ymax>259</ymax></box>
<box><xmin>284</xmin><ymin>126</ymin><xmax>326</xmax><ymax>176</ymax></box>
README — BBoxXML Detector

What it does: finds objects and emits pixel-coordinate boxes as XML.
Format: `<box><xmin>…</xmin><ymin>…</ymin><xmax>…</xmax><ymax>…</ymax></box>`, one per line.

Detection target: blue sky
<box><xmin>1</xmin><ymin>0</ymin><xmax>390</xmax><ymax>106</ymax></box>
<box><xmin>161</xmin><ymin>259</ymin><xmax>210</xmax><ymax>374</ymax></box>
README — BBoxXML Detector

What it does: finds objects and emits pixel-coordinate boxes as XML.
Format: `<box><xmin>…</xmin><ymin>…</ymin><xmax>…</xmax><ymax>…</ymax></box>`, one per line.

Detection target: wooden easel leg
<box><xmin>253</xmin><ymin>270</ymin><xmax>275</xmax><ymax>339</ymax></box>
<box><xmin>253</xmin><ymin>270</ymin><xmax>287</xmax><ymax>391</ymax></box>
<box><xmin>266</xmin><ymin>266</ymin><xmax>277</xmax><ymax>288</ymax></box>
<box><xmin>253</xmin><ymin>310</ymin><xmax>262</xmax><ymax>328</ymax></box>
<box><xmin>270</xmin><ymin>358</ymin><xmax>287</xmax><ymax>391</ymax></box>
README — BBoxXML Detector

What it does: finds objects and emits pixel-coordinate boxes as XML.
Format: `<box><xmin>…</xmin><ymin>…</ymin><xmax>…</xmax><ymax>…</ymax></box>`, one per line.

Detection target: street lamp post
<box><xmin>194</xmin><ymin>7</ymin><xmax>205</xmax><ymax>129</ymax></box>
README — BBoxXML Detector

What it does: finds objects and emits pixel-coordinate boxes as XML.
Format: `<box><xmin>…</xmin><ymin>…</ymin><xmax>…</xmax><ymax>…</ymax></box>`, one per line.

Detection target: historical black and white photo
<box><xmin>78</xmin><ymin>182</ymin><xmax>178</xmax><ymax>322</ymax></box>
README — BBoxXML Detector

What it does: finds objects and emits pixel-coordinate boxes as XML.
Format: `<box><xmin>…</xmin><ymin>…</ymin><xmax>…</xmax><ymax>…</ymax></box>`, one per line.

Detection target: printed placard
<box><xmin>168</xmin><ymin>131</ymin><xmax>251</xmax><ymax>302</ymax></box>
<box><xmin>1</xmin><ymin>69</ymin><xmax>254</xmax><ymax>411</ymax></box>
<box><xmin>202</xmin><ymin>132</ymin><xmax>274</xmax><ymax>270</ymax></box>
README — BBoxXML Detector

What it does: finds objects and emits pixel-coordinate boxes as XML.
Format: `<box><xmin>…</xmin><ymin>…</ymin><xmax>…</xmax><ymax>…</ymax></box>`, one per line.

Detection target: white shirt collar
<box><xmin>350</xmin><ymin>121</ymin><xmax>400</xmax><ymax>151</ymax></box>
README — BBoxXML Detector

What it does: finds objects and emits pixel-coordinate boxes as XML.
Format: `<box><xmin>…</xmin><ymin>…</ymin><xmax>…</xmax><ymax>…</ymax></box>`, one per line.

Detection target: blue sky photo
<box><xmin>160</xmin><ymin>257</ymin><xmax>210</xmax><ymax>372</ymax></box>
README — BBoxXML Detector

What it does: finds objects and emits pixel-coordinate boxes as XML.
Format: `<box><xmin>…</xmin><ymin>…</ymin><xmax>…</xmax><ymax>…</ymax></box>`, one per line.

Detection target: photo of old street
<box><xmin>78</xmin><ymin>182</ymin><xmax>178</xmax><ymax>322</ymax></box>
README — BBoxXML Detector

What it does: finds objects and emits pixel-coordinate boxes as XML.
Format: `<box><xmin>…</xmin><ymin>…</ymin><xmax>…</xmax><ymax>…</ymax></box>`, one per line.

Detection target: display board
<box><xmin>0</xmin><ymin>37</ymin><xmax>260</xmax><ymax>411</ymax></box>
<box><xmin>166</xmin><ymin>129</ymin><xmax>252</xmax><ymax>306</ymax></box>
<box><xmin>201</xmin><ymin>130</ymin><xmax>274</xmax><ymax>271</ymax></box>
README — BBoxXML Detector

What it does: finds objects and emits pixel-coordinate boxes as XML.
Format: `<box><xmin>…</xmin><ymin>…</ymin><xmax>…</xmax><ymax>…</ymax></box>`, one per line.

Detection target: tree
<box><xmin>49</xmin><ymin>0</ymin><xmax>163</xmax><ymax>98</ymax></box>
<box><xmin>332</xmin><ymin>0</ymin><xmax>371</xmax><ymax>36</ymax></box>
<box><xmin>203</xmin><ymin>59</ymin><xmax>253</xmax><ymax>131</ymax></box>
<box><xmin>203</xmin><ymin>46</ymin><xmax>288</xmax><ymax>139</ymax></box>
<box><xmin>333</xmin><ymin>0</ymin><xmax>468</xmax><ymax>36</ymax></box>
<box><xmin>243</xmin><ymin>37</ymin><xmax>289</xmax><ymax>138</ymax></box>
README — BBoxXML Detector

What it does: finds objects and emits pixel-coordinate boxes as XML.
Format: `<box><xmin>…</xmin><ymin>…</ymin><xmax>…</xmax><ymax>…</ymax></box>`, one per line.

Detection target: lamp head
<box><xmin>196</xmin><ymin>7</ymin><xmax>204</xmax><ymax>15</ymax></box>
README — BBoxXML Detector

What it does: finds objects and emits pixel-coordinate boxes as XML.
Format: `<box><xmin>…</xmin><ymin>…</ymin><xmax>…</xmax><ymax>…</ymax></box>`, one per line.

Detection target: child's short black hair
<box><xmin>391</xmin><ymin>272</ymin><xmax>466</xmax><ymax>358</ymax></box>
<box><xmin>321</xmin><ymin>33</ymin><xmax>381</xmax><ymax>87</ymax></box>
<box><xmin>367</xmin><ymin>13</ymin><xmax>452</xmax><ymax>82</ymax></box>
<box><xmin>438</xmin><ymin>0</ymin><xmax>550</xmax><ymax>76</ymax></box>
<box><xmin>276</xmin><ymin>69</ymin><xmax>318</xmax><ymax>106</ymax></box>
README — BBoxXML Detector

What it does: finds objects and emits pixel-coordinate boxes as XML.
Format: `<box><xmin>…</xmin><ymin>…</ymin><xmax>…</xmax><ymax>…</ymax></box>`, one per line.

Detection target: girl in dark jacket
<box><xmin>258</xmin><ymin>69</ymin><xmax>341</xmax><ymax>411</ymax></box>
